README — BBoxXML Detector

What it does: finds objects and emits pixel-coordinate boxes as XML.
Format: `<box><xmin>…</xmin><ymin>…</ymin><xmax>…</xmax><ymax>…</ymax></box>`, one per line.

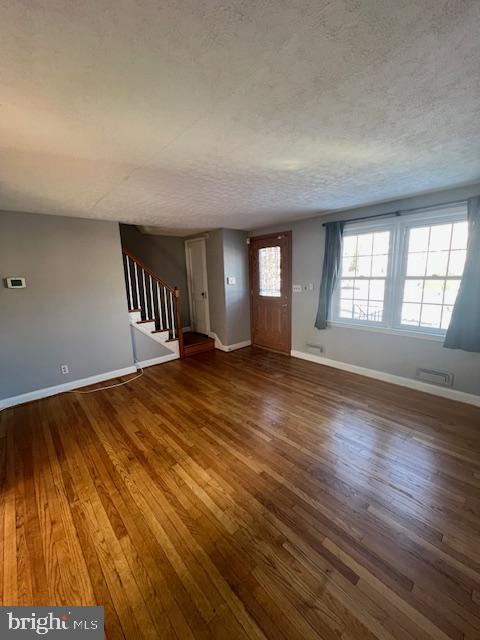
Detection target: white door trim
<box><xmin>185</xmin><ymin>237</ymin><xmax>211</xmax><ymax>334</ymax></box>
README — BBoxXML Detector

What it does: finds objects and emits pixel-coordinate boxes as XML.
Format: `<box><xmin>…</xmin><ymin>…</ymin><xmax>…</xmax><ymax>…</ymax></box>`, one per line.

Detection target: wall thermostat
<box><xmin>5</xmin><ymin>277</ymin><xmax>26</xmax><ymax>289</ymax></box>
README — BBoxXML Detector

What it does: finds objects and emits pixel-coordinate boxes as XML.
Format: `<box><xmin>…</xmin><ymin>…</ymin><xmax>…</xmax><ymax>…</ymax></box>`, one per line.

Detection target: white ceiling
<box><xmin>1</xmin><ymin>1</ymin><xmax>480</xmax><ymax>234</ymax></box>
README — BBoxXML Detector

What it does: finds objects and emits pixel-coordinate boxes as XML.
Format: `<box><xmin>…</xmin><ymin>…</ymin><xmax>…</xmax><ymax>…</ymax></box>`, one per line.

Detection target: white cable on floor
<box><xmin>67</xmin><ymin>367</ymin><xmax>144</xmax><ymax>394</ymax></box>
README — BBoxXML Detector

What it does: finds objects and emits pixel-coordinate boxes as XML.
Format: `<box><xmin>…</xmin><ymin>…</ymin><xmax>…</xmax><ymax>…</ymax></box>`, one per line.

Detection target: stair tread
<box><xmin>128</xmin><ymin>308</ymin><xmax>142</xmax><ymax>312</ymax></box>
<box><xmin>151</xmin><ymin>329</ymin><xmax>171</xmax><ymax>334</ymax></box>
<box><xmin>137</xmin><ymin>319</ymin><xmax>156</xmax><ymax>324</ymax></box>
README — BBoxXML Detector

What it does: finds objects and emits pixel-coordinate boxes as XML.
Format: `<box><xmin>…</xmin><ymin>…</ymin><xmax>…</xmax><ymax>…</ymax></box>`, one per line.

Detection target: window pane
<box><xmin>343</xmin><ymin>256</ymin><xmax>357</xmax><ymax>277</ymax></box>
<box><xmin>369</xmin><ymin>280</ymin><xmax>385</xmax><ymax>301</ymax></box>
<box><xmin>355</xmin><ymin>279</ymin><xmax>369</xmax><ymax>299</ymax></box>
<box><xmin>403</xmin><ymin>279</ymin><xmax>423</xmax><ymax>303</ymax></box>
<box><xmin>407</xmin><ymin>252</ymin><xmax>427</xmax><ymax>276</ymax></box>
<box><xmin>420</xmin><ymin>304</ymin><xmax>442</xmax><ymax>329</ymax></box>
<box><xmin>339</xmin><ymin>299</ymin><xmax>353</xmax><ymax>318</ymax></box>
<box><xmin>353</xmin><ymin>301</ymin><xmax>369</xmax><ymax>320</ymax></box>
<box><xmin>451</xmin><ymin>222</ymin><xmax>468</xmax><ymax>250</ymax></box>
<box><xmin>426</xmin><ymin>251</ymin><xmax>449</xmax><ymax>276</ymax></box>
<box><xmin>422</xmin><ymin>279</ymin><xmax>444</xmax><ymax>304</ymax></box>
<box><xmin>340</xmin><ymin>279</ymin><xmax>355</xmax><ymax>300</ymax></box>
<box><xmin>429</xmin><ymin>224</ymin><xmax>452</xmax><ymax>251</ymax></box>
<box><xmin>336</xmin><ymin>228</ymin><xmax>390</xmax><ymax>325</ymax></box>
<box><xmin>448</xmin><ymin>250</ymin><xmax>466</xmax><ymax>276</ymax></box>
<box><xmin>401</xmin><ymin>216</ymin><xmax>467</xmax><ymax>333</ymax></box>
<box><xmin>373</xmin><ymin>232</ymin><xmax>390</xmax><ymax>255</ymax></box>
<box><xmin>259</xmin><ymin>246</ymin><xmax>281</xmax><ymax>297</ymax></box>
<box><xmin>441</xmin><ymin>305</ymin><xmax>454</xmax><ymax>330</ymax></box>
<box><xmin>367</xmin><ymin>302</ymin><xmax>383</xmax><ymax>322</ymax></box>
<box><xmin>401</xmin><ymin>303</ymin><xmax>421</xmax><ymax>326</ymax></box>
<box><xmin>443</xmin><ymin>280</ymin><xmax>460</xmax><ymax>305</ymax></box>
<box><xmin>409</xmin><ymin>227</ymin><xmax>429</xmax><ymax>252</ymax></box>
<box><xmin>357</xmin><ymin>256</ymin><xmax>371</xmax><ymax>277</ymax></box>
<box><xmin>371</xmin><ymin>254</ymin><xmax>388</xmax><ymax>276</ymax></box>
<box><xmin>343</xmin><ymin>236</ymin><xmax>357</xmax><ymax>257</ymax></box>
<box><xmin>357</xmin><ymin>233</ymin><xmax>373</xmax><ymax>255</ymax></box>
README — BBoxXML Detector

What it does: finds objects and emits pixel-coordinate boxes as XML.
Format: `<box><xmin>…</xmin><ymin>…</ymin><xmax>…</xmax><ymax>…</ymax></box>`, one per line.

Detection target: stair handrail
<box><xmin>122</xmin><ymin>248</ymin><xmax>176</xmax><ymax>293</ymax></box>
<box><xmin>122</xmin><ymin>248</ymin><xmax>185</xmax><ymax>358</ymax></box>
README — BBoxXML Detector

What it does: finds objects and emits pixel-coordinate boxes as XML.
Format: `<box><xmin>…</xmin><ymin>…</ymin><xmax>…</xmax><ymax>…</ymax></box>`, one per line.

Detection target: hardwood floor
<box><xmin>1</xmin><ymin>347</ymin><xmax>480</xmax><ymax>639</ymax></box>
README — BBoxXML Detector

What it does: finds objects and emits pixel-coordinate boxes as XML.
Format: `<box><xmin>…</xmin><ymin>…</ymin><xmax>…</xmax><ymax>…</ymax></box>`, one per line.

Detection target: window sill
<box><xmin>327</xmin><ymin>321</ymin><xmax>446</xmax><ymax>342</ymax></box>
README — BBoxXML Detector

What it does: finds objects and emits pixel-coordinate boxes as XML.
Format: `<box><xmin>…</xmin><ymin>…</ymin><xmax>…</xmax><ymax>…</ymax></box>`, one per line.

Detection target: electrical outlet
<box><xmin>61</xmin><ymin>364</ymin><xmax>69</xmax><ymax>375</ymax></box>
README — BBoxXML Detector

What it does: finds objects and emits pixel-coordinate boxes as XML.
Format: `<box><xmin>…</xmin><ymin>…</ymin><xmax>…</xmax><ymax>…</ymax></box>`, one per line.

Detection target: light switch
<box><xmin>292</xmin><ymin>284</ymin><xmax>302</xmax><ymax>293</ymax></box>
<box><xmin>226</xmin><ymin>276</ymin><xmax>236</xmax><ymax>285</ymax></box>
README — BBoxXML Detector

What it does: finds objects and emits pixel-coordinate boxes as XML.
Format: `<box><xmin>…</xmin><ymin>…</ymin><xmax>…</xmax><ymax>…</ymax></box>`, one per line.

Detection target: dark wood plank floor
<box><xmin>1</xmin><ymin>347</ymin><xmax>480</xmax><ymax>639</ymax></box>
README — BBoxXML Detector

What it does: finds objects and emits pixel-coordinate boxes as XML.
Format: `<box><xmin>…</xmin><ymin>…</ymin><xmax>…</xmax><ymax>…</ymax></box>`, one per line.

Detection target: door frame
<box><xmin>185</xmin><ymin>237</ymin><xmax>211</xmax><ymax>335</ymax></box>
<box><xmin>249</xmin><ymin>230</ymin><xmax>292</xmax><ymax>354</ymax></box>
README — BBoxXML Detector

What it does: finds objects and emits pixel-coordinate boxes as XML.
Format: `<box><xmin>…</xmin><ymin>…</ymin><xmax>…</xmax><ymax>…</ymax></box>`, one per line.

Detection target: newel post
<box><xmin>174</xmin><ymin>288</ymin><xmax>185</xmax><ymax>359</ymax></box>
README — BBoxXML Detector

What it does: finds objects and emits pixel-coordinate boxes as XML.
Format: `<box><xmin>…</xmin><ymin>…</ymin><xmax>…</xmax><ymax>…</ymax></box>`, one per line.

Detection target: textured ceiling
<box><xmin>1</xmin><ymin>1</ymin><xmax>480</xmax><ymax>233</ymax></box>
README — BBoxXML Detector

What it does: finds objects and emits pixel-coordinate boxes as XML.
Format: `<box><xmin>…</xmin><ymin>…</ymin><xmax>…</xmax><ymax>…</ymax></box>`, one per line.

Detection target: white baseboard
<box><xmin>135</xmin><ymin>352</ymin><xmax>179</xmax><ymax>369</ymax></box>
<box><xmin>209</xmin><ymin>332</ymin><xmax>251</xmax><ymax>352</ymax></box>
<box><xmin>0</xmin><ymin>366</ymin><xmax>138</xmax><ymax>410</ymax></box>
<box><xmin>290</xmin><ymin>350</ymin><xmax>480</xmax><ymax>407</ymax></box>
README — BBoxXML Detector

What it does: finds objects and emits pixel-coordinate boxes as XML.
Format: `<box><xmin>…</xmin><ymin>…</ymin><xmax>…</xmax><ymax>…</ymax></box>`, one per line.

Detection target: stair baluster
<box><xmin>122</xmin><ymin>249</ymin><xmax>184</xmax><ymax>358</ymax></box>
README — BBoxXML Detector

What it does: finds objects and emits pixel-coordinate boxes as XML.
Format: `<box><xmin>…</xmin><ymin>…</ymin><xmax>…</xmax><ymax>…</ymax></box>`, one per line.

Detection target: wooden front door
<box><xmin>249</xmin><ymin>231</ymin><xmax>292</xmax><ymax>353</ymax></box>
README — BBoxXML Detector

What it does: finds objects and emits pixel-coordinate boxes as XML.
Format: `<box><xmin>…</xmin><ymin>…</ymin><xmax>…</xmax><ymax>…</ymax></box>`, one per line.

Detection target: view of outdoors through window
<box><xmin>339</xmin><ymin>231</ymin><xmax>390</xmax><ymax>322</ymax></box>
<box><xmin>401</xmin><ymin>221</ymin><xmax>467</xmax><ymax>330</ymax></box>
<box><xmin>335</xmin><ymin>215</ymin><xmax>468</xmax><ymax>333</ymax></box>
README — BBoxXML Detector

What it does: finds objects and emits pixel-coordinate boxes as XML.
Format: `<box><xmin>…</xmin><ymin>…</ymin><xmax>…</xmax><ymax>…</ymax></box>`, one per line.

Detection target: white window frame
<box><xmin>330</xmin><ymin>203</ymin><xmax>468</xmax><ymax>339</ymax></box>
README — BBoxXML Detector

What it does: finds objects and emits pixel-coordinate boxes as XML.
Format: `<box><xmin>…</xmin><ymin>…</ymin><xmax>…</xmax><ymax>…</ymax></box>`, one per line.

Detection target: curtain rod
<box><xmin>322</xmin><ymin>198</ymin><xmax>469</xmax><ymax>227</ymax></box>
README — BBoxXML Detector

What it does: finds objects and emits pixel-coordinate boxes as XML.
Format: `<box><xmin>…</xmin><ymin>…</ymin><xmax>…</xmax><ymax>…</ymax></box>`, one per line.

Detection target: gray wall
<box><xmin>205</xmin><ymin>229</ymin><xmax>227</xmax><ymax>344</ymax></box>
<box><xmin>222</xmin><ymin>229</ymin><xmax>250</xmax><ymax>345</ymax></box>
<box><xmin>120</xmin><ymin>225</ymin><xmax>190</xmax><ymax>327</ymax></box>
<box><xmin>130</xmin><ymin>326</ymin><xmax>172</xmax><ymax>362</ymax></box>
<box><xmin>250</xmin><ymin>183</ymin><xmax>480</xmax><ymax>396</ymax></box>
<box><xmin>199</xmin><ymin>229</ymin><xmax>251</xmax><ymax>346</ymax></box>
<box><xmin>0</xmin><ymin>211</ymin><xmax>135</xmax><ymax>400</ymax></box>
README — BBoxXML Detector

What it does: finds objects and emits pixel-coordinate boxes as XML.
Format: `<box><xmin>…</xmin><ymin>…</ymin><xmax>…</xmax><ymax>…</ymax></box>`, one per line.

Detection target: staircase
<box><xmin>122</xmin><ymin>249</ymin><xmax>185</xmax><ymax>360</ymax></box>
<box><xmin>183</xmin><ymin>332</ymin><xmax>215</xmax><ymax>356</ymax></box>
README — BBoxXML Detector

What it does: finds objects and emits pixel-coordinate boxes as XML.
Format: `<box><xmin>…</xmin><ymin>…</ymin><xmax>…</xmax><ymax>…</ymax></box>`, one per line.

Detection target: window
<box><xmin>401</xmin><ymin>220</ymin><xmax>467</xmax><ymax>331</ymax></box>
<box><xmin>259</xmin><ymin>246</ymin><xmax>281</xmax><ymax>297</ymax></box>
<box><xmin>331</xmin><ymin>204</ymin><xmax>468</xmax><ymax>336</ymax></box>
<box><xmin>339</xmin><ymin>230</ymin><xmax>390</xmax><ymax>322</ymax></box>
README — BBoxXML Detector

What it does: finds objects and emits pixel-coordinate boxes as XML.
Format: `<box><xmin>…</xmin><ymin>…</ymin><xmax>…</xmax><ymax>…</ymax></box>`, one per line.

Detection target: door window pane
<box><xmin>259</xmin><ymin>246</ymin><xmax>281</xmax><ymax>297</ymax></box>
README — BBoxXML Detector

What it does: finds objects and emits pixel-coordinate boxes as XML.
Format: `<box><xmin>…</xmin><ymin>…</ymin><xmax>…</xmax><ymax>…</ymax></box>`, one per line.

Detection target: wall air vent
<box><xmin>415</xmin><ymin>368</ymin><xmax>454</xmax><ymax>387</ymax></box>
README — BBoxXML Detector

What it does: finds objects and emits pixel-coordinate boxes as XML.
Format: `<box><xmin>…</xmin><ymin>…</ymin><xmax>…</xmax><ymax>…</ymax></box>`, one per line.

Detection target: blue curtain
<box><xmin>315</xmin><ymin>221</ymin><xmax>344</xmax><ymax>330</ymax></box>
<box><xmin>444</xmin><ymin>196</ymin><xmax>480</xmax><ymax>352</ymax></box>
